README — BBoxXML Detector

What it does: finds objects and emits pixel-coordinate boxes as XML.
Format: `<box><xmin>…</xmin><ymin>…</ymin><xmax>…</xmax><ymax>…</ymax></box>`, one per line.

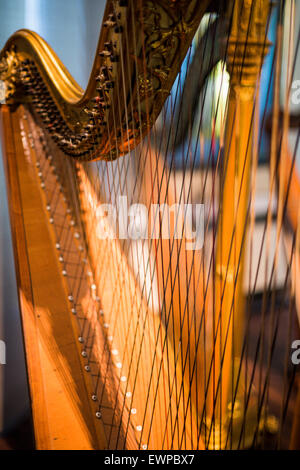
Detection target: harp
<box><xmin>0</xmin><ymin>0</ymin><xmax>299</xmax><ymax>450</ymax></box>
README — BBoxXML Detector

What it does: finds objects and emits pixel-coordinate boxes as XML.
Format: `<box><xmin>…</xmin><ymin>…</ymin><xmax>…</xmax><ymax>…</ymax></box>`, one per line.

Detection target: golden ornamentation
<box><xmin>226</xmin><ymin>0</ymin><xmax>271</xmax><ymax>87</ymax></box>
<box><xmin>0</xmin><ymin>0</ymin><xmax>210</xmax><ymax>160</ymax></box>
<box><xmin>0</xmin><ymin>47</ymin><xmax>21</xmax><ymax>102</ymax></box>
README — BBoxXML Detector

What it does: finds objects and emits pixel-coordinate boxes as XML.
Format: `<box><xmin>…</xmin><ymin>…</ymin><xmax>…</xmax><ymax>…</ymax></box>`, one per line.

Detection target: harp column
<box><xmin>207</xmin><ymin>0</ymin><xmax>270</xmax><ymax>449</ymax></box>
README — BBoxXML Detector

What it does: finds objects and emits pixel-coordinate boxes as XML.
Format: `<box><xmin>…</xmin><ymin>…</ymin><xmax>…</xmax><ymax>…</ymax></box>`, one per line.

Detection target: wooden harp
<box><xmin>0</xmin><ymin>0</ymin><xmax>299</xmax><ymax>450</ymax></box>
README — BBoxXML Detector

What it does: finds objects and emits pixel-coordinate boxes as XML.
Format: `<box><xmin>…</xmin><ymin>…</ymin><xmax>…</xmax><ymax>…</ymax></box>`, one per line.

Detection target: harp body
<box><xmin>0</xmin><ymin>0</ymin><xmax>299</xmax><ymax>450</ymax></box>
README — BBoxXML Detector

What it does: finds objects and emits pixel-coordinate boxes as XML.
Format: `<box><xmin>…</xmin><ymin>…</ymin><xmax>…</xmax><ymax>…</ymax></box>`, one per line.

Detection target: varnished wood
<box><xmin>0</xmin><ymin>105</ymin><xmax>51</xmax><ymax>449</ymax></box>
<box><xmin>0</xmin><ymin>105</ymin><xmax>103</xmax><ymax>449</ymax></box>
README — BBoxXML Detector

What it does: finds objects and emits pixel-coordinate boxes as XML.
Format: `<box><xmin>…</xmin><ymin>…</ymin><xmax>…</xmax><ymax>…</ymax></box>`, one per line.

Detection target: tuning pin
<box><xmin>92</xmin><ymin>96</ymin><xmax>101</xmax><ymax>104</ymax></box>
<box><xmin>105</xmin><ymin>81</ymin><xmax>114</xmax><ymax>89</ymax></box>
<box><xmin>85</xmin><ymin>123</ymin><xmax>95</xmax><ymax>131</ymax></box>
<box><xmin>77</xmin><ymin>133</ymin><xmax>89</xmax><ymax>142</ymax></box>
<box><xmin>110</xmin><ymin>54</ymin><xmax>119</xmax><ymax>63</ymax></box>
<box><xmin>101</xmin><ymin>65</ymin><xmax>112</xmax><ymax>79</ymax></box>
<box><xmin>104</xmin><ymin>41</ymin><xmax>114</xmax><ymax>52</ymax></box>
<box><xmin>99</xmin><ymin>101</ymin><xmax>110</xmax><ymax>110</ymax></box>
<box><xmin>104</xmin><ymin>19</ymin><xmax>116</xmax><ymax>28</ymax></box>
<box><xmin>99</xmin><ymin>50</ymin><xmax>111</xmax><ymax>58</ymax></box>
<box><xmin>84</xmin><ymin>108</ymin><xmax>100</xmax><ymax>118</ymax></box>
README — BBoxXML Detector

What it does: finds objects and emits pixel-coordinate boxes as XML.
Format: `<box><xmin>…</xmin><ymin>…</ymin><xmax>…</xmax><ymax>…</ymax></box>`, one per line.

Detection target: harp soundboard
<box><xmin>0</xmin><ymin>0</ymin><xmax>299</xmax><ymax>450</ymax></box>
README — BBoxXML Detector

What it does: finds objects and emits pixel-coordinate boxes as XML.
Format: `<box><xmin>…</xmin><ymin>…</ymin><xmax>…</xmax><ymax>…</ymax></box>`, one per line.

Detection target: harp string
<box><xmin>225</xmin><ymin>5</ymin><xmax>298</xmax><ymax>448</ymax></box>
<box><xmin>138</xmin><ymin>1</ymin><xmax>227</xmax><ymax>448</ymax></box>
<box><xmin>231</xmin><ymin>6</ymin><xmax>300</xmax><ymax>448</ymax></box>
<box><xmin>188</xmin><ymin>4</ymin><xmax>270</xmax><ymax>448</ymax></box>
<box><xmin>105</xmin><ymin>3</ymin><xmax>206</xmax><ymax>448</ymax></box>
<box><xmin>82</xmin><ymin>0</ymin><xmax>170</xmax><ymax>448</ymax></box>
<box><xmin>136</xmin><ymin>16</ymin><xmax>221</xmax><ymax>449</ymax></box>
<box><xmin>7</xmin><ymin>0</ymin><xmax>300</xmax><ymax>449</ymax></box>
<box><xmin>113</xmin><ymin>5</ymin><xmax>212</xmax><ymax>446</ymax></box>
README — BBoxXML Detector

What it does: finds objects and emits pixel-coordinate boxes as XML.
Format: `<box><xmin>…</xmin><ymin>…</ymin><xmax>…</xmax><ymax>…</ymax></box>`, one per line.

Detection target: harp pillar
<box><xmin>204</xmin><ymin>0</ymin><xmax>270</xmax><ymax>449</ymax></box>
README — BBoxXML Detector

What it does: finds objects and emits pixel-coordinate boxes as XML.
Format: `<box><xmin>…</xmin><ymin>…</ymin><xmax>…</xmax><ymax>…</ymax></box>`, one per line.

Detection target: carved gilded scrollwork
<box><xmin>226</xmin><ymin>0</ymin><xmax>271</xmax><ymax>88</ymax></box>
<box><xmin>0</xmin><ymin>0</ymin><xmax>210</xmax><ymax>160</ymax></box>
<box><xmin>0</xmin><ymin>46</ymin><xmax>21</xmax><ymax>102</ymax></box>
<box><xmin>135</xmin><ymin>0</ymin><xmax>199</xmax><ymax>114</ymax></box>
